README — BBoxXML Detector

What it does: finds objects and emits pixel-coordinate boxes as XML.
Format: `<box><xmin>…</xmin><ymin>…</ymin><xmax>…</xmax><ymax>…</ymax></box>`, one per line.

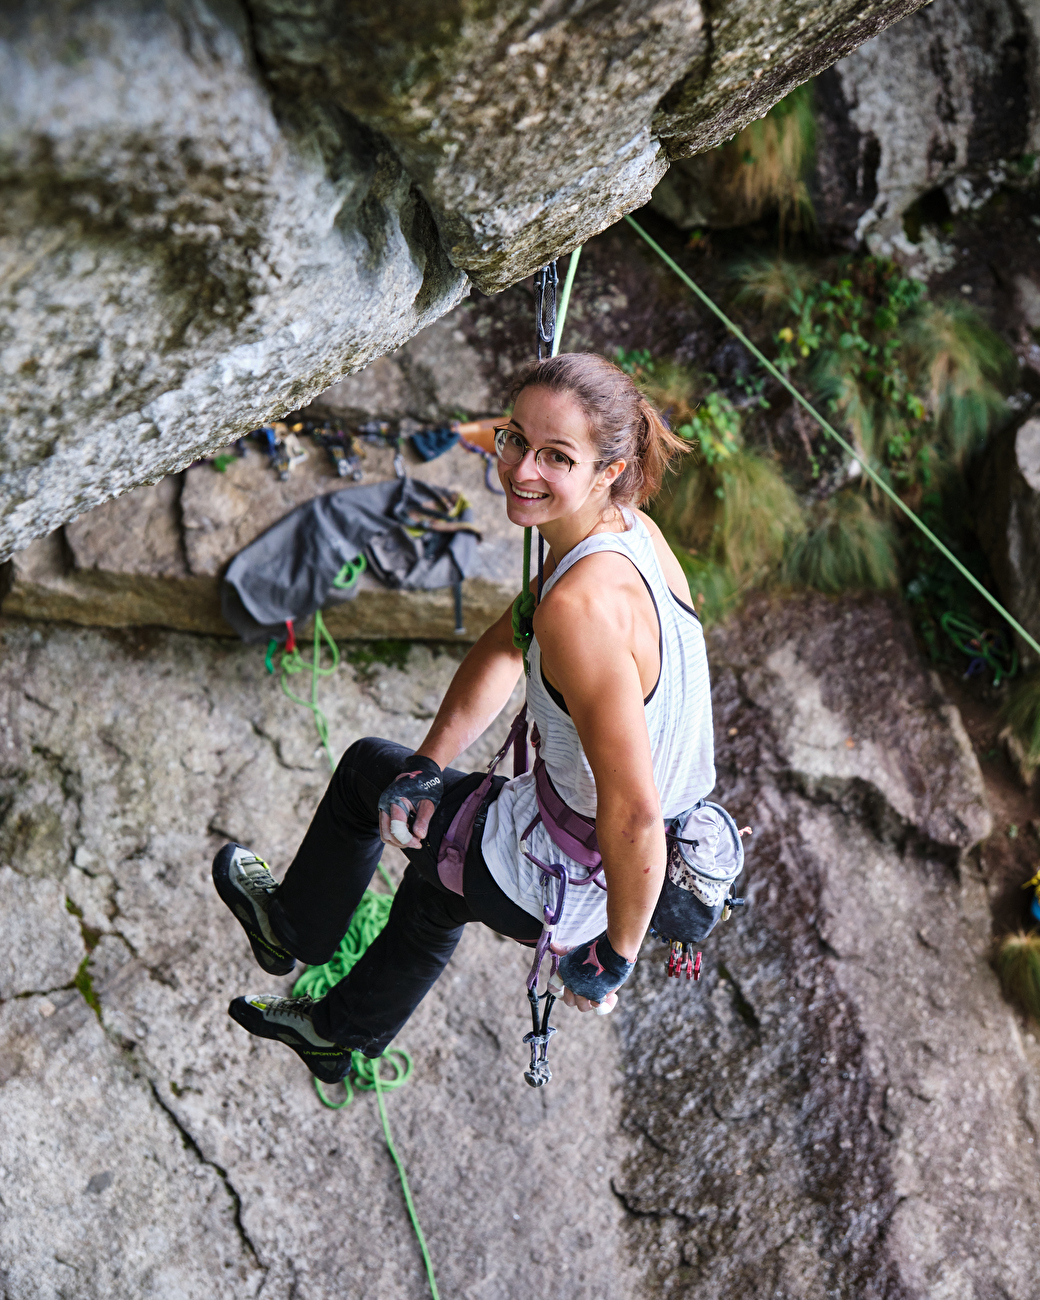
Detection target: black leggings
<box><xmin>267</xmin><ymin>737</ymin><xmax>540</xmax><ymax>1055</ymax></box>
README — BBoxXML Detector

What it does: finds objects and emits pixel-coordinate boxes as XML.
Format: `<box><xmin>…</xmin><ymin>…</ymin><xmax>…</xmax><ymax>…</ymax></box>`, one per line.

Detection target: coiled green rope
<box><xmin>292</xmin><ymin>863</ymin><xmax>439</xmax><ymax>1299</ymax></box>
<box><xmin>268</xmin><ymin>609</ymin><xmax>340</xmax><ymax>772</ymax></box>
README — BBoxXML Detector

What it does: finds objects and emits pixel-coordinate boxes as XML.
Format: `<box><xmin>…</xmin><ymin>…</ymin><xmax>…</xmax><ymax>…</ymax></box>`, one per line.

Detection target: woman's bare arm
<box><xmin>535</xmin><ymin>554</ymin><xmax>667</xmax><ymax>975</ymax></box>
<box><xmin>381</xmin><ymin>602</ymin><xmax>523</xmax><ymax>849</ymax></box>
<box><xmin>412</xmin><ymin>597</ymin><xmax>521</xmax><ymax>769</ymax></box>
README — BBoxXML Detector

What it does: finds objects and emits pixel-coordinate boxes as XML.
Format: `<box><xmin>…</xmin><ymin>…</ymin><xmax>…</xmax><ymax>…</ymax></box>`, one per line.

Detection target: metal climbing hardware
<box><xmin>523</xmin><ymin>985</ymin><xmax>558</xmax><ymax>1088</ymax></box>
<box><xmin>666</xmin><ymin>941</ymin><xmax>701</xmax><ymax>981</ymax></box>
<box><xmin>314</xmin><ymin>423</ymin><xmax>365</xmax><ymax>481</ymax></box>
<box><xmin>534</xmin><ymin>261</ymin><xmax>559</xmax><ymax>359</ymax></box>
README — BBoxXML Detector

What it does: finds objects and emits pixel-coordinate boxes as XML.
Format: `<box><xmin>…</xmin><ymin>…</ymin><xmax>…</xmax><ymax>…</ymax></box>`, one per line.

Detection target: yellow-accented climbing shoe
<box><xmin>228</xmin><ymin>994</ymin><xmax>353</xmax><ymax>1084</ymax></box>
<box><xmin>212</xmin><ymin>843</ymin><xmax>295</xmax><ymax>977</ymax></box>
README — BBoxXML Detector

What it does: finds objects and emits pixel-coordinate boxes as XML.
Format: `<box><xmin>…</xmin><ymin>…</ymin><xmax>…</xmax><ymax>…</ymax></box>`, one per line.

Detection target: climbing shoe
<box><xmin>212</xmin><ymin>843</ymin><xmax>296</xmax><ymax>977</ymax></box>
<box><xmin>228</xmin><ymin>994</ymin><xmax>354</xmax><ymax>1084</ymax></box>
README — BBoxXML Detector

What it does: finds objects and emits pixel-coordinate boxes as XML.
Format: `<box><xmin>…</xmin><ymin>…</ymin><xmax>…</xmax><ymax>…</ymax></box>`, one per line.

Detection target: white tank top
<box><xmin>480</xmin><ymin>509</ymin><xmax>716</xmax><ymax>945</ymax></box>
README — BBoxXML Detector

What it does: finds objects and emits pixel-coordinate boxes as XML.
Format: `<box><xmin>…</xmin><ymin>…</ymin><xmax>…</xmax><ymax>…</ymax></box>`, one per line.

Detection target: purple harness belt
<box><xmin>436</xmin><ymin>704</ymin><xmax>607</xmax><ymax>1005</ymax></box>
<box><xmin>436</xmin><ymin>706</ymin><xmax>606</xmax><ymax>897</ymax></box>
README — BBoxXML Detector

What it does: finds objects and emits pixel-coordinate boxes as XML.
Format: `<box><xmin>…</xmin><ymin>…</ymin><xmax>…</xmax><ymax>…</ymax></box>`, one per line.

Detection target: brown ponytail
<box><xmin>507</xmin><ymin>353</ymin><xmax>688</xmax><ymax>507</ymax></box>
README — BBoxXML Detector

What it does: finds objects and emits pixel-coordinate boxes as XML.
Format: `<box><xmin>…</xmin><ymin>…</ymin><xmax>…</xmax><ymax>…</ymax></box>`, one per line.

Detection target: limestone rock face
<box><xmin>977</xmin><ymin>415</ymin><xmax>1040</xmax><ymax>667</ymax></box>
<box><xmin>1</xmin><ymin>593</ymin><xmax>1036</xmax><ymax>1297</ymax></box>
<box><xmin>0</xmin><ymin>623</ymin><xmax>635</xmax><ymax>1300</ymax></box>
<box><xmin>818</xmin><ymin>0</ymin><xmax>1035</xmax><ymax>256</ymax></box>
<box><xmin>652</xmin><ymin>0</ymin><xmax>1036</xmax><ymax>258</ymax></box>
<box><xmin>0</xmin><ymin>0</ymin><xmax>927</xmax><ymax>562</ymax></box>
<box><xmin>0</xmin><ymin>0</ymin><xmax>468</xmax><ymax>565</ymax></box>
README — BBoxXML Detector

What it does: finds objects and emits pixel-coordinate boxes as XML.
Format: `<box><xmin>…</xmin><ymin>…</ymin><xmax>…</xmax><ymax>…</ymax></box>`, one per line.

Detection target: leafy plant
<box><xmin>614</xmin><ymin>347</ymin><xmax>655</xmax><ymax>378</ymax></box>
<box><xmin>1003</xmin><ymin>668</ymin><xmax>1040</xmax><ymax>774</ymax></box>
<box><xmin>645</xmin><ymin>364</ymin><xmax>803</xmax><ymax>617</ymax></box>
<box><xmin>740</xmin><ymin>255</ymin><xmax>1013</xmax><ymax>495</ymax></box>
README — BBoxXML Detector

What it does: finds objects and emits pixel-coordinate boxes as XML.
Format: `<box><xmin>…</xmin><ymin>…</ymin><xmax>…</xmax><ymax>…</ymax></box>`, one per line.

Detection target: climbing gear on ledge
<box><xmin>312</xmin><ymin>423</ymin><xmax>365</xmax><ymax>480</ymax></box>
<box><xmin>624</xmin><ymin>214</ymin><xmax>1040</xmax><ymax>663</ymax></box>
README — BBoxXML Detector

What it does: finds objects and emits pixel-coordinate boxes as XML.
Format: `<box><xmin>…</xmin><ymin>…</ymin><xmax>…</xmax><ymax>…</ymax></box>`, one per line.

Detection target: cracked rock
<box><xmin>0</xmin><ymin>867</ymin><xmax>84</xmax><ymax>1000</ymax></box>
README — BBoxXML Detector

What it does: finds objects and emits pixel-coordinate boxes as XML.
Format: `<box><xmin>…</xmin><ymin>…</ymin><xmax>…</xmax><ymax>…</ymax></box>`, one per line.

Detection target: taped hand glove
<box><xmin>377</xmin><ymin>756</ymin><xmax>443</xmax><ymax>847</ymax></box>
<box><xmin>556</xmin><ymin>931</ymin><xmax>635</xmax><ymax>1003</ymax></box>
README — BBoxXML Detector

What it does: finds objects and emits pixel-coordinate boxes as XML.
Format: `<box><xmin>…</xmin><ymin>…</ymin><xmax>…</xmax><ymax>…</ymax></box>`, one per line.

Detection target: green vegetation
<box><xmin>345</xmin><ymin>640</ymin><xmax>412</xmax><ymax>674</ymax></box>
<box><xmin>783</xmin><ymin>492</ymin><xmax>898</xmax><ymax>593</ymax></box>
<box><xmin>996</xmin><ymin>930</ymin><xmax>1040</xmax><ymax>1023</ymax></box>
<box><xmin>645</xmin><ymin>364</ymin><xmax>803</xmax><ymax>621</ymax></box>
<box><xmin>713</xmin><ymin>83</ymin><xmax>816</xmax><ymax>240</ymax></box>
<box><xmin>1003</xmin><ymin>669</ymin><xmax>1040</xmax><ymax>774</ymax></box>
<box><xmin>740</xmin><ymin>255</ymin><xmax>1012</xmax><ymax>493</ymax></box>
<box><xmin>638</xmin><ymin>252</ymin><xmax>1014</xmax><ymax>634</ymax></box>
<box><xmin>74</xmin><ymin>955</ymin><xmax>102</xmax><ymax>1021</ymax></box>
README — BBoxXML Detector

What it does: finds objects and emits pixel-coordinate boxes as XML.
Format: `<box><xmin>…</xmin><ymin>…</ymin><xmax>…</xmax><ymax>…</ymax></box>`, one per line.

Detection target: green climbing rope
<box><xmin>276</xmin><ymin>610</ymin><xmax>340</xmax><ymax>772</ymax></box>
<box><xmin>554</xmin><ymin>247</ymin><xmax>582</xmax><ymax>355</ymax></box>
<box><xmin>624</xmin><ymin>214</ymin><xmax>1040</xmax><ymax>662</ymax></box>
<box><xmin>940</xmin><ymin>611</ymin><xmax>1018</xmax><ymax>686</ymax></box>
<box><xmin>292</xmin><ymin>862</ymin><xmax>439</xmax><ymax>1299</ymax></box>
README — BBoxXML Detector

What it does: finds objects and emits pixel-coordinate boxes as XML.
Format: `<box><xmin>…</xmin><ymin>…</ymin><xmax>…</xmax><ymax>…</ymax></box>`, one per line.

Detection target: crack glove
<box><xmin>377</xmin><ymin>757</ymin><xmax>443</xmax><ymax>848</ymax></box>
<box><xmin>555</xmin><ymin>931</ymin><xmax>635</xmax><ymax>1003</ymax></box>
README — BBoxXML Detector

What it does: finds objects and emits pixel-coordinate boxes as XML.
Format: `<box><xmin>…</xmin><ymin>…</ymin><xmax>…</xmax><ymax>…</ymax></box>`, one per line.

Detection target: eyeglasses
<box><xmin>493</xmin><ymin>427</ymin><xmax>593</xmax><ymax>482</ymax></box>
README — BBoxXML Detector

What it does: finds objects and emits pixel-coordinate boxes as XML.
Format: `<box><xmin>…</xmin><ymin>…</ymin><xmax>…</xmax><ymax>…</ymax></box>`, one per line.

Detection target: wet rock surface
<box><xmin>0</xmin><ymin>0</ymin><xmax>928</xmax><ymax>560</ymax></box>
<box><xmin>1</xmin><ymin>591</ymin><xmax>1038</xmax><ymax>1297</ymax></box>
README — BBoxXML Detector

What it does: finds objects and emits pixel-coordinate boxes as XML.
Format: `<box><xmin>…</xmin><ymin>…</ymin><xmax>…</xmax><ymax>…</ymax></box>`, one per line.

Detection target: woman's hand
<box><xmin>377</xmin><ymin>761</ymin><xmax>443</xmax><ymax>850</ymax></box>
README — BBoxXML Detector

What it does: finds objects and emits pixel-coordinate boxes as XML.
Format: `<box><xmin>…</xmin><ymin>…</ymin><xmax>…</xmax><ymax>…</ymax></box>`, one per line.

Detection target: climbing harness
<box><xmin>293</xmin><ymin>865</ymin><xmax>440</xmax><ymax>1300</ymax></box>
<box><xmin>623</xmin><ymin>215</ymin><xmax>1040</xmax><ymax>663</ymax></box>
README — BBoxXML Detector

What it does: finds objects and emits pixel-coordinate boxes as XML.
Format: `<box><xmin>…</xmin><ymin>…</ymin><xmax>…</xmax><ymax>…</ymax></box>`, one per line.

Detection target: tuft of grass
<box><xmin>908</xmin><ymin>302</ymin><xmax>1013</xmax><ymax>462</ymax></box>
<box><xmin>784</xmin><ymin>492</ymin><xmax>898</xmax><ymax>593</ymax></box>
<box><xmin>345</xmin><ymin>639</ymin><xmax>412</xmax><ymax>674</ymax></box>
<box><xmin>996</xmin><ymin>930</ymin><xmax>1040</xmax><ymax>1022</ymax></box>
<box><xmin>715</xmin><ymin>82</ymin><xmax>816</xmax><ymax>240</ymax></box>
<box><xmin>74</xmin><ymin>955</ymin><xmax>102</xmax><ymax>1021</ymax></box>
<box><xmin>646</xmin><ymin>363</ymin><xmax>804</xmax><ymax>618</ymax></box>
<box><xmin>1003</xmin><ymin>668</ymin><xmax>1040</xmax><ymax>772</ymax></box>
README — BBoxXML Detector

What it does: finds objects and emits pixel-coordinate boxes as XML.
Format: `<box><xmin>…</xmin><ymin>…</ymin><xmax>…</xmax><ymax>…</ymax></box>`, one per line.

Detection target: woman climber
<box><xmin>213</xmin><ymin>352</ymin><xmax>734</xmax><ymax>1085</ymax></box>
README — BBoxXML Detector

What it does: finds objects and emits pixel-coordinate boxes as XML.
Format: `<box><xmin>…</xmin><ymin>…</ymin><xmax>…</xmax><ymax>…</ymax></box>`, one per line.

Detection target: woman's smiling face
<box><xmin>498</xmin><ymin>385</ymin><xmax>612</xmax><ymax>527</ymax></box>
